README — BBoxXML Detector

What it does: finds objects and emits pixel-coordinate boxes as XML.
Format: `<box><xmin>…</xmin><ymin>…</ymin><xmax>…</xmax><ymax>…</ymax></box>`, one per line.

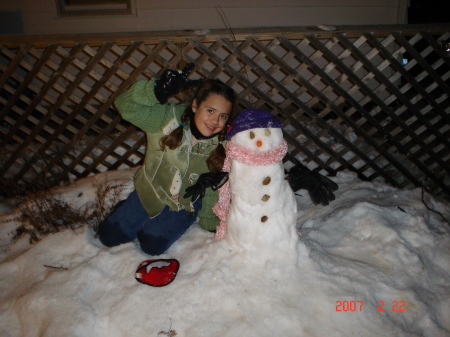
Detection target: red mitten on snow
<box><xmin>135</xmin><ymin>259</ymin><xmax>180</xmax><ymax>287</ymax></box>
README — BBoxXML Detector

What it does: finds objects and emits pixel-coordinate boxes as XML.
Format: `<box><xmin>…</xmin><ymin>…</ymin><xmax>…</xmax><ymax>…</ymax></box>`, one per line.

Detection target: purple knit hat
<box><xmin>226</xmin><ymin>109</ymin><xmax>282</xmax><ymax>140</ymax></box>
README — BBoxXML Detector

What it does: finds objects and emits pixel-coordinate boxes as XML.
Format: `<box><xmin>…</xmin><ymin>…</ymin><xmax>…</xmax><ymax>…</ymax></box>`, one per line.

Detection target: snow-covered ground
<box><xmin>0</xmin><ymin>168</ymin><xmax>449</xmax><ymax>337</ymax></box>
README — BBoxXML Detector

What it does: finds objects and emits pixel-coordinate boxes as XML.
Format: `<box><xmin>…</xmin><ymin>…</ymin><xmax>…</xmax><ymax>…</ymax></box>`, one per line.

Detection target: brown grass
<box><xmin>0</xmin><ymin>178</ymin><xmax>125</xmax><ymax>244</ymax></box>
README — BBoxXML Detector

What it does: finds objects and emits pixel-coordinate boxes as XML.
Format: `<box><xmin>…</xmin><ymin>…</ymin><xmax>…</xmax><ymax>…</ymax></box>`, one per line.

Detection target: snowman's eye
<box><xmin>264</xmin><ymin>129</ymin><xmax>271</xmax><ymax>136</ymax></box>
<box><xmin>249</xmin><ymin>131</ymin><xmax>255</xmax><ymax>139</ymax></box>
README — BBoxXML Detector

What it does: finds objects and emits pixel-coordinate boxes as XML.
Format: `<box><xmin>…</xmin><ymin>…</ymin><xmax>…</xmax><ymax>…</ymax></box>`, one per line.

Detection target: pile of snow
<box><xmin>0</xmin><ymin>169</ymin><xmax>449</xmax><ymax>337</ymax></box>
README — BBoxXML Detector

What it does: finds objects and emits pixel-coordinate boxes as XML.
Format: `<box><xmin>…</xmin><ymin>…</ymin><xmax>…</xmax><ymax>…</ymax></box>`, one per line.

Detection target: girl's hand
<box><xmin>154</xmin><ymin>63</ymin><xmax>203</xmax><ymax>104</ymax></box>
<box><xmin>183</xmin><ymin>172</ymin><xmax>229</xmax><ymax>202</ymax></box>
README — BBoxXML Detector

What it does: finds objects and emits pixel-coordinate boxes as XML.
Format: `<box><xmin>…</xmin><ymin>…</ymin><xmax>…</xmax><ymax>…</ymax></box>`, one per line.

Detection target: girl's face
<box><xmin>192</xmin><ymin>93</ymin><xmax>232</xmax><ymax>139</ymax></box>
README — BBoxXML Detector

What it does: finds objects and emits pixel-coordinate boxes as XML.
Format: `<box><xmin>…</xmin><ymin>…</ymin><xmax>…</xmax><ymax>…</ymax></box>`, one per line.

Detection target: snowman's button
<box><xmin>262</xmin><ymin>194</ymin><xmax>270</xmax><ymax>202</ymax></box>
<box><xmin>261</xmin><ymin>216</ymin><xmax>268</xmax><ymax>222</ymax></box>
<box><xmin>262</xmin><ymin>177</ymin><xmax>271</xmax><ymax>185</ymax></box>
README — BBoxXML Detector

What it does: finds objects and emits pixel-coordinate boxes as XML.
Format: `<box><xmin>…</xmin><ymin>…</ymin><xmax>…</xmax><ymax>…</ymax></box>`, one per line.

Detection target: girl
<box><xmin>98</xmin><ymin>64</ymin><xmax>236</xmax><ymax>255</ymax></box>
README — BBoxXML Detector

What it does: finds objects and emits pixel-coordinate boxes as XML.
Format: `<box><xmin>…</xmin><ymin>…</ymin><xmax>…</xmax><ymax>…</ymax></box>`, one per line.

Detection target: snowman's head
<box><xmin>226</xmin><ymin>109</ymin><xmax>284</xmax><ymax>151</ymax></box>
<box><xmin>230</xmin><ymin>127</ymin><xmax>284</xmax><ymax>151</ymax></box>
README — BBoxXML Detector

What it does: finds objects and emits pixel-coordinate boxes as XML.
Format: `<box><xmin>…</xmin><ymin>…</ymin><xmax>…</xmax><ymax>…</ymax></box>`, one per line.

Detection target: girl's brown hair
<box><xmin>160</xmin><ymin>79</ymin><xmax>236</xmax><ymax>172</ymax></box>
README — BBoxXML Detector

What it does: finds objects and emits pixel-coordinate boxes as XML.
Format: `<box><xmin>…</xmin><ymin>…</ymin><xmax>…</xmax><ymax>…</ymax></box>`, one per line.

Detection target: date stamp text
<box><xmin>336</xmin><ymin>300</ymin><xmax>406</xmax><ymax>312</ymax></box>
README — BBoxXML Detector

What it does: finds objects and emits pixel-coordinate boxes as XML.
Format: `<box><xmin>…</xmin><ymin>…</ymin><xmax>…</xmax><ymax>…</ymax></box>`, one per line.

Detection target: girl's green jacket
<box><xmin>114</xmin><ymin>78</ymin><xmax>220</xmax><ymax>231</ymax></box>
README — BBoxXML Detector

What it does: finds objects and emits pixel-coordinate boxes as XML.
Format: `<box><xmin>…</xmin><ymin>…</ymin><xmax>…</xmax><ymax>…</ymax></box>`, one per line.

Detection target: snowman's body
<box><xmin>224</xmin><ymin>127</ymin><xmax>298</xmax><ymax>254</ymax></box>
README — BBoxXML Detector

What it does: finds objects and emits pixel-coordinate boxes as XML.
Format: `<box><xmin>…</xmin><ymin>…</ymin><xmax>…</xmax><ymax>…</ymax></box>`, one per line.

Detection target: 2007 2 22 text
<box><xmin>335</xmin><ymin>301</ymin><xmax>406</xmax><ymax>312</ymax></box>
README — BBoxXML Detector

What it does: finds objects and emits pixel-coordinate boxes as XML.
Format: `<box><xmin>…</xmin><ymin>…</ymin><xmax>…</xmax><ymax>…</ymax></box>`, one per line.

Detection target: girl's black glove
<box><xmin>154</xmin><ymin>63</ymin><xmax>203</xmax><ymax>104</ymax></box>
<box><xmin>287</xmin><ymin>166</ymin><xmax>338</xmax><ymax>205</ymax></box>
<box><xmin>183</xmin><ymin>172</ymin><xmax>229</xmax><ymax>202</ymax></box>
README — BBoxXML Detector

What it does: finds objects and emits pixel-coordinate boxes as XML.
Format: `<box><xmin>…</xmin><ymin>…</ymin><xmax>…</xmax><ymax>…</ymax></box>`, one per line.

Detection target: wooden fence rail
<box><xmin>0</xmin><ymin>24</ymin><xmax>449</xmax><ymax>197</ymax></box>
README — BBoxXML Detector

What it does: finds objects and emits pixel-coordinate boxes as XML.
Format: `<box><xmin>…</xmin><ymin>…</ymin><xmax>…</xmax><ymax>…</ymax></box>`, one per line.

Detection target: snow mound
<box><xmin>0</xmin><ymin>169</ymin><xmax>449</xmax><ymax>337</ymax></box>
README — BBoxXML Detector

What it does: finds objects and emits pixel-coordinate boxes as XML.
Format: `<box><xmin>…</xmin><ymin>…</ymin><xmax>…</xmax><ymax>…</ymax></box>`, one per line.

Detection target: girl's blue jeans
<box><xmin>98</xmin><ymin>190</ymin><xmax>201</xmax><ymax>255</ymax></box>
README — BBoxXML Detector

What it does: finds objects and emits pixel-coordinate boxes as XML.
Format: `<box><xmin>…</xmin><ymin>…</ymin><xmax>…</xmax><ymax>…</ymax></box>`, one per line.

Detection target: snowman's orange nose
<box><xmin>256</xmin><ymin>140</ymin><xmax>263</xmax><ymax>147</ymax></box>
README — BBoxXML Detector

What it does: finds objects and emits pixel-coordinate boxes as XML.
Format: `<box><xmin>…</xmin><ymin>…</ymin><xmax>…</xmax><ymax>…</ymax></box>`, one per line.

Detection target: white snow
<box><xmin>0</xmin><ymin>168</ymin><xmax>449</xmax><ymax>337</ymax></box>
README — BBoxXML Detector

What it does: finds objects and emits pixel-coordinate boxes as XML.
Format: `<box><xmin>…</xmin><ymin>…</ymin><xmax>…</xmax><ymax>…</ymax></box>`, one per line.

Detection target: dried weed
<box><xmin>0</xmin><ymin>178</ymin><xmax>125</xmax><ymax>244</ymax></box>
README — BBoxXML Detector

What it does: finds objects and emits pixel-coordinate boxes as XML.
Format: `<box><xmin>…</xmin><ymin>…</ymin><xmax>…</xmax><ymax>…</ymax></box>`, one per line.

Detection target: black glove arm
<box><xmin>154</xmin><ymin>63</ymin><xmax>201</xmax><ymax>104</ymax></box>
<box><xmin>287</xmin><ymin>166</ymin><xmax>338</xmax><ymax>205</ymax></box>
<box><xmin>183</xmin><ymin>172</ymin><xmax>229</xmax><ymax>202</ymax></box>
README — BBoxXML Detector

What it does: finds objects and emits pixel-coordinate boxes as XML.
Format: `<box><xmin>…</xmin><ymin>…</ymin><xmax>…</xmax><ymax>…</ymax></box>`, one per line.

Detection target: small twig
<box><xmin>215</xmin><ymin>5</ymin><xmax>255</xmax><ymax>105</ymax></box>
<box><xmin>158</xmin><ymin>318</ymin><xmax>177</xmax><ymax>336</ymax></box>
<box><xmin>216</xmin><ymin>5</ymin><xmax>236</xmax><ymax>42</ymax></box>
<box><xmin>397</xmin><ymin>206</ymin><xmax>406</xmax><ymax>213</ymax></box>
<box><xmin>44</xmin><ymin>265</ymin><xmax>68</xmax><ymax>270</ymax></box>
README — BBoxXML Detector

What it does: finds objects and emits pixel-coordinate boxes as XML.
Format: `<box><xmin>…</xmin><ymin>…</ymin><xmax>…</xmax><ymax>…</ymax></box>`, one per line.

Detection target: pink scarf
<box><xmin>213</xmin><ymin>139</ymin><xmax>288</xmax><ymax>240</ymax></box>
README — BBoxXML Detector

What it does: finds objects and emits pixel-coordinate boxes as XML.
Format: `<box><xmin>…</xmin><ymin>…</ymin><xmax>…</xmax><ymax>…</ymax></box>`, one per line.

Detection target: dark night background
<box><xmin>408</xmin><ymin>0</ymin><xmax>450</xmax><ymax>23</ymax></box>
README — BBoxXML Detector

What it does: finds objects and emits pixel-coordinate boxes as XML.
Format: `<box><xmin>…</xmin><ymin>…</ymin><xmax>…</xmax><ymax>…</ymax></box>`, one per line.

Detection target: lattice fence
<box><xmin>0</xmin><ymin>25</ymin><xmax>449</xmax><ymax>196</ymax></box>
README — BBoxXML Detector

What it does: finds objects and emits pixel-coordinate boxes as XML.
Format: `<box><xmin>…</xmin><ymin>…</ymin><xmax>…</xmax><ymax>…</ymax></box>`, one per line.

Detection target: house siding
<box><xmin>1</xmin><ymin>0</ymin><xmax>407</xmax><ymax>35</ymax></box>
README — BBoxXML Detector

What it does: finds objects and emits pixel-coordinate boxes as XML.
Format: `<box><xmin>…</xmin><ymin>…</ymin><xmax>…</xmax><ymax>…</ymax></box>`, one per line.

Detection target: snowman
<box><xmin>213</xmin><ymin>109</ymin><xmax>298</xmax><ymax>257</ymax></box>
